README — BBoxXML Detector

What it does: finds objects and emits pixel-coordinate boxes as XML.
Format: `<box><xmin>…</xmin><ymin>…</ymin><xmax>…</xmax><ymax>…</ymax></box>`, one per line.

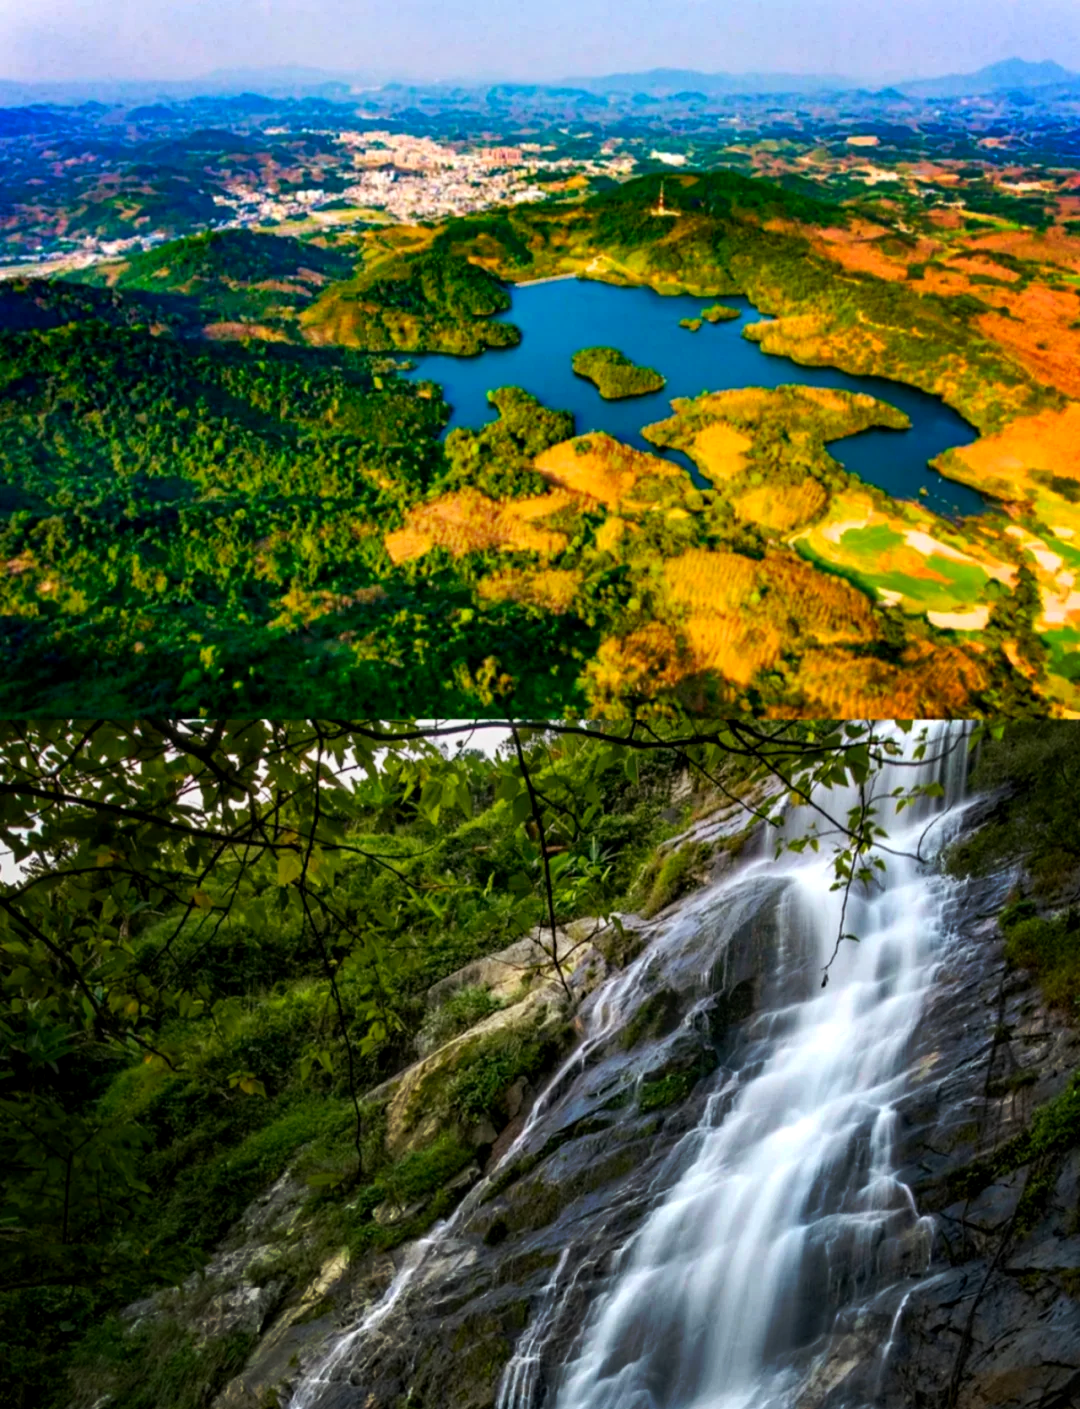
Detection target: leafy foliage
<box><xmin>944</xmin><ymin>721</ymin><xmax>1080</xmax><ymax>893</ymax></box>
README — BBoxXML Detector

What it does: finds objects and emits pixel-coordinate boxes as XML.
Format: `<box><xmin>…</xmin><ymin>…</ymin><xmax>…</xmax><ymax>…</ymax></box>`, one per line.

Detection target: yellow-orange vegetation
<box><xmin>476</xmin><ymin>567</ymin><xmax>582</xmax><ymax>614</ymax></box>
<box><xmin>659</xmin><ymin>548</ymin><xmax>877</xmax><ymax>687</ymax></box>
<box><xmin>584</xmin><ymin>623</ymin><xmax>690</xmax><ymax>707</ymax></box>
<box><xmin>686</xmin><ymin>420</ymin><xmax>753</xmax><ymax>483</ymax></box>
<box><xmin>762</xmin><ymin>554</ymin><xmax>879</xmax><ymax>642</ymax></box>
<box><xmin>533</xmin><ymin>434</ymin><xmax>683</xmax><ymax>509</ymax></box>
<box><xmin>732</xmin><ymin>478</ymin><xmax>828</xmax><ymax>533</ymax></box>
<box><xmin>781</xmin><ymin>642</ymin><xmax>986</xmax><ymax>718</ymax></box>
<box><xmin>945</xmin><ymin>404</ymin><xmax>1080</xmax><ymax>497</ymax></box>
<box><xmin>203</xmin><ymin>322</ymin><xmax>291</xmax><ymax>342</ymax></box>
<box><xmin>269</xmin><ymin>585</ymin><xmax>386</xmax><ymax>631</ymax></box>
<box><xmin>383</xmin><ymin>488</ymin><xmax>576</xmax><ymax>564</ymax></box>
<box><xmin>679</xmin><ymin>613</ymin><xmax>784</xmax><ymax>687</ymax></box>
<box><xmin>593</xmin><ymin>516</ymin><xmax>629</xmax><ymax>555</ymax></box>
<box><xmin>664</xmin><ymin>548</ymin><xmax>759</xmax><ymax>613</ymax></box>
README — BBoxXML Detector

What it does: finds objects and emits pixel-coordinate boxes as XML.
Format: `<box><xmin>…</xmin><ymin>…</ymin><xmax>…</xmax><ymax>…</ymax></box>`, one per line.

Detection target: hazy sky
<box><xmin>2</xmin><ymin>0</ymin><xmax>1078</xmax><ymax>84</ymax></box>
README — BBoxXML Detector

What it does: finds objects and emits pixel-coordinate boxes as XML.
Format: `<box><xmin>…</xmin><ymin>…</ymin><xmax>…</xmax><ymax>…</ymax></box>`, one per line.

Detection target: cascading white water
<box><xmin>551</xmin><ymin>725</ymin><xmax>968</xmax><ymax>1409</ymax></box>
<box><xmin>290</xmin><ymin>724</ymin><xmax>972</xmax><ymax>1409</ymax></box>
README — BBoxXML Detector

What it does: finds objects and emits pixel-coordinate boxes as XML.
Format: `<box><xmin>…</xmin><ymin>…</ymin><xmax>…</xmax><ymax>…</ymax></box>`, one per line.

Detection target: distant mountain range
<box><xmin>557</xmin><ymin>68</ymin><xmax>861</xmax><ymax>96</ymax></box>
<box><xmin>0</xmin><ymin>57</ymin><xmax>1075</xmax><ymax>109</ymax></box>
<box><xmin>893</xmin><ymin>58</ymin><xmax>1077</xmax><ymax>98</ymax></box>
<box><xmin>560</xmin><ymin>58</ymin><xmax>1078</xmax><ymax>99</ymax></box>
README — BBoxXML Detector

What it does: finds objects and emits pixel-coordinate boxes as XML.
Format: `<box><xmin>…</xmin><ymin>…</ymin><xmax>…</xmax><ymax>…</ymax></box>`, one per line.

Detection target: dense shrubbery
<box><xmin>303</xmin><ymin>248</ymin><xmax>522</xmax><ymax>355</ymax></box>
<box><xmin>0</xmin><ymin>304</ymin><xmax>602</xmax><ymax>713</ymax></box>
<box><xmin>75</xmin><ymin>228</ymin><xmax>357</xmax><ymax>333</ymax></box>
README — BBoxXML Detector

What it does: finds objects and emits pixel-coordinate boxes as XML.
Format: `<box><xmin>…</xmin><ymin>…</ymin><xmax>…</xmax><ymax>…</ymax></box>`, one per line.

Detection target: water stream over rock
<box><xmin>288</xmin><ymin>725</ymin><xmax>1005</xmax><ymax>1409</ymax></box>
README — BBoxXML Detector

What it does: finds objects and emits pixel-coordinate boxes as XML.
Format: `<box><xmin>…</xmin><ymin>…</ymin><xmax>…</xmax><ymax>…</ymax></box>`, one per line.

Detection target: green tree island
<box><xmin>571</xmin><ymin>346</ymin><xmax>667</xmax><ymax>399</ymax></box>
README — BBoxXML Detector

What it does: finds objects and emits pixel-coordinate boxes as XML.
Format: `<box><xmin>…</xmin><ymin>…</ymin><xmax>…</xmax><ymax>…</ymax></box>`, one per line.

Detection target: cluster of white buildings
<box><xmin>329</xmin><ymin>130</ymin><xmax>633</xmax><ymax>221</ymax></box>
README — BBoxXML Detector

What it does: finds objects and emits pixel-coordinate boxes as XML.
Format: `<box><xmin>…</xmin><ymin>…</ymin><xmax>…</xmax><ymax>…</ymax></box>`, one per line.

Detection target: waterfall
<box><xmin>290</xmin><ymin>723</ymin><xmax>972</xmax><ymax>1409</ymax></box>
<box><xmin>551</xmin><ymin>723</ymin><xmax>968</xmax><ymax>1409</ymax></box>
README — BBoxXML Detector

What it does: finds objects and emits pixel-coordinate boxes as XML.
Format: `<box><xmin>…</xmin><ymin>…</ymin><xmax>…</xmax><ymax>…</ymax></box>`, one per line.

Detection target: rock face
<box><xmin>871</xmin><ymin>872</ymin><xmax>1080</xmax><ymax>1409</ymax></box>
<box><xmin>194</xmin><ymin>813</ymin><xmax>1079</xmax><ymax>1409</ymax></box>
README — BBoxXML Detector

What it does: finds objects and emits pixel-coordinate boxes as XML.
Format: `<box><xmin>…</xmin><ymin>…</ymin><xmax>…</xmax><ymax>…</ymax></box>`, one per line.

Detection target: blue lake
<box><xmin>404</xmin><ymin>278</ymin><xmax>988</xmax><ymax>519</ymax></box>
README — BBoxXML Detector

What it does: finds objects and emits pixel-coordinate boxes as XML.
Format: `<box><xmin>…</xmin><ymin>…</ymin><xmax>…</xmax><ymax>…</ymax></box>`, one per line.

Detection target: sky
<box><xmin>1</xmin><ymin>0</ymin><xmax>1078</xmax><ymax>84</ymax></box>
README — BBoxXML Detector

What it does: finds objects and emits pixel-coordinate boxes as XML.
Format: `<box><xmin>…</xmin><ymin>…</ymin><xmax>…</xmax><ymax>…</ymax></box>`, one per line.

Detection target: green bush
<box><xmin>419</xmin><ymin>986</ymin><xmax>504</xmax><ymax>1053</ymax></box>
<box><xmin>634</xmin><ymin>843</ymin><xmax>709</xmax><ymax>918</ymax></box>
<box><xmin>66</xmin><ymin>1316</ymin><xmax>256</xmax><ymax>1409</ymax></box>
<box><xmin>446</xmin><ymin>1030</ymin><xmax>558</xmax><ymax>1124</ymax></box>
<box><xmin>1002</xmin><ymin>908</ymin><xmax>1080</xmax><ymax>1016</ymax></box>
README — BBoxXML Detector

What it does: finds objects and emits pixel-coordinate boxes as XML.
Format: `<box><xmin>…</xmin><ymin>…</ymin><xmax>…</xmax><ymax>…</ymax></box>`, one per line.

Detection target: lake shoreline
<box><xmin>407</xmin><ymin>278</ymin><xmax>984</xmax><ymax>518</ymax></box>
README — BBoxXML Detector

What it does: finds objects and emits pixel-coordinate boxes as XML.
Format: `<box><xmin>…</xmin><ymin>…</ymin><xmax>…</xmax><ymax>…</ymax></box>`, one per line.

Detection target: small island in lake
<box><xmin>702</xmin><ymin>303</ymin><xmax>741</xmax><ymax>323</ymax></box>
<box><xmin>679</xmin><ymin>317</ymin><xmax>703</xmax><ymax>332</ymax></box>
<box><xmin>571</xmin><ymin>344</ymin><xmax>667</xmax><ymax>398</ymax></box>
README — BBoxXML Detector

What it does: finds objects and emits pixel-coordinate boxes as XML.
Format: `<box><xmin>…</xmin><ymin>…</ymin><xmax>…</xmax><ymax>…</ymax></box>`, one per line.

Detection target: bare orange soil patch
<box><xmin>929</xmin><ymin>209</ymin><xmax>965</xmax><ymax>231</ymax></box>
<box><xmin>533</xmin><ymin>435</ymin><xmax>683</xmax><ymax>509</ymax></box>
<box><xmin>946</xmin><ymin>404</ymin><xmax>1080</xmax><ymax>497</ymax></box>
<box><xmin>974</xmin><ymin>280</ymin><xmax>1080</xmax><ymax>399</ymax></box>
<box><xmin>476</xmin><ymin>567</ymin><xmax>582</xmax><ymax>614</ymax></box>
<box><xmin>946</xmin><ymin>254</ymin><xmax>1021</xmax><ymax>283</ymax></box>
<box><xmin>917</xmin><ymin>268</ymin><xmax>984</xmax><ymax>299</ymax></box>
<box><xmin>808</xmin><ymin>221</ymin><xmax>937</xmax><ymax>282</ymax></box>
<box><xmin>384</xmin><ymin>488</ymin><xmax>576</xmax><ymax>564</ymax></box>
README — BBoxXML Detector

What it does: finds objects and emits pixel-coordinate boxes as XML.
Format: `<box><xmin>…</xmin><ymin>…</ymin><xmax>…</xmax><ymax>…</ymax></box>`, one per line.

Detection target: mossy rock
<box><xmin>386</xmin><ymin>987</ymin><xmax>569</xmax><ymax>1157</ymax></box>
<box><xmin>639</xmin><ymin>1041</ymin><xmax>719</xmax><ymax>1111</ymax></box>
<box><xmin>496</xmin><ymin>1141</ymin><xmax>652</xmax><ymax>1236</ymax></box>
<box><xmin>593</xmin><ymin>919</ymin><xmax>649</xmax><ymax>969</ymax></box>
<box><xmin>633</xmin><ymin>842</ymin><xmax>711</xmax><ymax>919</ymax></box>
<box><xmin>619</xmin><ymin>987</ymin><xmax>682</xmax><ymax>1050</ymax></box>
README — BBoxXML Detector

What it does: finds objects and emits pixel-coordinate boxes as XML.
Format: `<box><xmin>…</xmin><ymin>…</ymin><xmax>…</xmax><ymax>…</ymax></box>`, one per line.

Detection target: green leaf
<box><xmin>276</xmin><ymin>851</ymin><xmax>303</xmax><ymax>887</ymax></box>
